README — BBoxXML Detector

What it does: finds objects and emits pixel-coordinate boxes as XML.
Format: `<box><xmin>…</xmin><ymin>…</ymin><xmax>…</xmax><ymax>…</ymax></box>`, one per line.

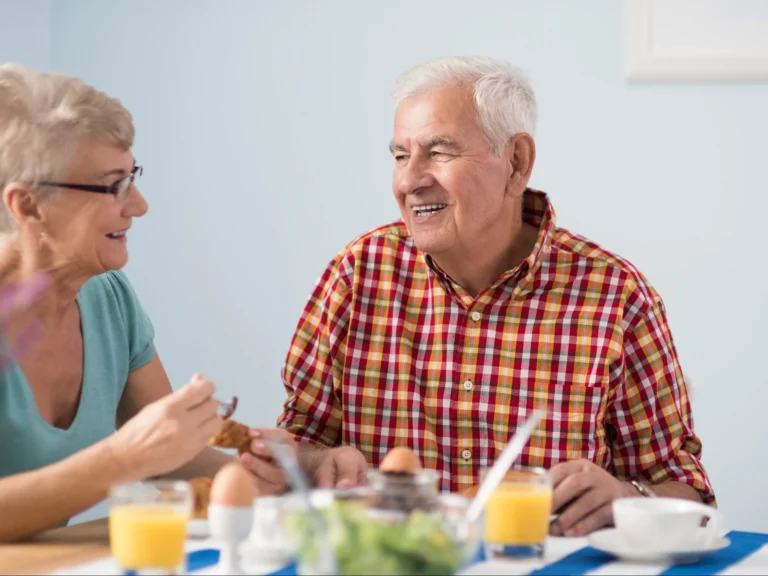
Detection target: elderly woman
<box><xmin>0</xmin><ymin>64</ymin><xmax>292</xmax><ymax>542</ymax></box>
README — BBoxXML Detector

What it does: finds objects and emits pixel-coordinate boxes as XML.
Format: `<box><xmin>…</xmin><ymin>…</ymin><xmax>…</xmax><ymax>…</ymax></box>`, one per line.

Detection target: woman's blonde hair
<box><xmin>0</xmin><ymin>63</ymin><xmax>134</xmax><ymax>233</ymax></box>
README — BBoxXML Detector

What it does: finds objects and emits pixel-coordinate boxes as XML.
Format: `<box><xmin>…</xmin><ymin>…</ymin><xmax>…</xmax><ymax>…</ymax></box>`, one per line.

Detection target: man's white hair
<box><xmin>391</xmin><ymin>56</ymin><xmax>537</xmax><ymax>156</ymax></box>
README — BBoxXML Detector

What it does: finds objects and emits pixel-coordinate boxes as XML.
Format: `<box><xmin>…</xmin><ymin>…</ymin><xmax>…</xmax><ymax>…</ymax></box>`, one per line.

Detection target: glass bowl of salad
<box><xmin>281</xmin><ymin>480</ymin><xmax>482</xmax><ymax>576</ymax></box>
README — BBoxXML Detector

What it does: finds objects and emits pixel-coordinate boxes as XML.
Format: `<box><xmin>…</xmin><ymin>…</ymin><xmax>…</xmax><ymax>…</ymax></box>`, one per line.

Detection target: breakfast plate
<box><xmin>187</xmin><ymin>519</ymin><xmax>209</xmax><ymax>538</ymax></box>
<box><xmin>587</xmin><ymin>528</ymin><xmax>730</xmax><ymax>564</ymax></box>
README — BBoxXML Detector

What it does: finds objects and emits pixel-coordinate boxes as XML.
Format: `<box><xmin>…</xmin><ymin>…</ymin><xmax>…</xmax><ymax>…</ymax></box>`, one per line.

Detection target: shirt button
<box><xmin>462</xmin><ymin>380</ymin><xmax>473</xmax><ymax>391</ymax></box>
<box><xmin>470</xmin><ymin>311</ymin><xmax>481</xmax><ymax>322</ymax></box>
<box><xmin>461</xmin><ymin>449</ymin><xmax>472</xmax><ymax>461</ymax></box>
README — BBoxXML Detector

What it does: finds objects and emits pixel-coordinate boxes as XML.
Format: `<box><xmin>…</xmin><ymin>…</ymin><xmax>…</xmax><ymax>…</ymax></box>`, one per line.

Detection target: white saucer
<box><xmin>587</xmin><ymin>528</ymin><xmax>730</xmax><ymax>564</ymax></box>
<box><xmin>187</xmin><ymin>519</ymin><xmax>209</xmax><ymax>538</ymax></box>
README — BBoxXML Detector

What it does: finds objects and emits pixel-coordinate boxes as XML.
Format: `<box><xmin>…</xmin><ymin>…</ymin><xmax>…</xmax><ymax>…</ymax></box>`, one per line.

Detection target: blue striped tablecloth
<box><xmin>52</xmin><ymin>531</ymin><xmax>768</xmax><ymax>576</ymax></box>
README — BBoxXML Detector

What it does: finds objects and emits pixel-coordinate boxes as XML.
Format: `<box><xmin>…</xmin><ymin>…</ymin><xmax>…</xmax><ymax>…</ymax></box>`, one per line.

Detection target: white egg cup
<box><xmin>208</xmin><ymin>504</ymin><xmax>255</xmax><ymax>575</ymax></box>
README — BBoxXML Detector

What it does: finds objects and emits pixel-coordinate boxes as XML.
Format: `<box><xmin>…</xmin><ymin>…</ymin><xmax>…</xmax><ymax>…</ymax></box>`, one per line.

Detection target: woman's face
<box><xmin>38</xmin><ymin>140</ymin><xmax>148</xmax><ymax>276</ymax></box>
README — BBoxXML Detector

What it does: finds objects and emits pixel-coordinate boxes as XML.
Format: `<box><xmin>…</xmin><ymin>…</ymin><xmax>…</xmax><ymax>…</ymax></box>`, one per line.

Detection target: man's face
<box><xmin>390</xmin><ymin>84</ymin><xmax>513</xmax><ymax>258</ymax></box>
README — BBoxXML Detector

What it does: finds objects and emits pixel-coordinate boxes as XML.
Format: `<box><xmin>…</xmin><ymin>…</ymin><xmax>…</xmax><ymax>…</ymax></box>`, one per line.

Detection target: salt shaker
<box><xmin>208</xmin><ymin>503</ymin><xmax>254</xmax><ymax>575</ymax></box>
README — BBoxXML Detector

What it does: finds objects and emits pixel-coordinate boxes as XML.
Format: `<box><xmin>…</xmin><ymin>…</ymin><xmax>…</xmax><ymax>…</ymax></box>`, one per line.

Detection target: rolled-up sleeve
<box><xmin>609</xmin><ymin>300</ymin><xmax>715</xmax><ymax>504</ymax></box>
<box><xmin>277</xmin><ymin>256</ymin><xmax>352</xmax><ymax>448</ymax></box>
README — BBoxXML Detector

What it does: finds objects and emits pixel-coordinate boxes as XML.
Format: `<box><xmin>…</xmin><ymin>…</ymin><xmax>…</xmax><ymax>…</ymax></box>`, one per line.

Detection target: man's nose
<box><xmin>396</xmin><ymin>156</ymin><xmax>435</xmax><ymax>196</ymax></box>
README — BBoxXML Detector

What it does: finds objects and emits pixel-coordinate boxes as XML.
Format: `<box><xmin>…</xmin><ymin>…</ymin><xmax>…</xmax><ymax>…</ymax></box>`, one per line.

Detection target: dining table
<box><xmin>2</xmin><ymin>518</ymin><xmax>768</xmax><ymax>576</ymax></box>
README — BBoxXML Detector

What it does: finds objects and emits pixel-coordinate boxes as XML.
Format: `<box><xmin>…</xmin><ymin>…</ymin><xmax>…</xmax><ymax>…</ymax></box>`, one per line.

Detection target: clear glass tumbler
<box><xmin>109</xmin><ymin>480</ymin><xmax>192</xmax><ymax>575</ymax></box>
<box><xmin>482</xmin><ymin>467</ymin><xmax>553</xmax><ymax>560</ymax></box>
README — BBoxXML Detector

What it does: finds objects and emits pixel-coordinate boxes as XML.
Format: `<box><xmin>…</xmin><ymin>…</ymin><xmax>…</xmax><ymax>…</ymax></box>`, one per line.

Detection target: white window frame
<box><xmin>625</xmin><ymin>0</ymin><xmax>768</xmax><ymax>81</ymax></box>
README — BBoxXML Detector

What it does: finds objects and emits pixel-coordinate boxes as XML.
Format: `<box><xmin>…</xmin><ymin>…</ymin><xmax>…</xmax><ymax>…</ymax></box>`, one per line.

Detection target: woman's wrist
<box><xmin>98</xmin><ymin>434</ymin><xmax>144</xmax><ymax>486</ymax></box>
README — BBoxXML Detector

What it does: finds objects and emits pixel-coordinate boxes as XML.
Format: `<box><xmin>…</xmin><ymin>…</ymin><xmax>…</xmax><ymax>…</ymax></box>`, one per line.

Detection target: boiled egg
<box><xmin>210</xmin><ymin>463</ymin><xmax>256</xmax><ymax>508</ymax></box>
<box><xmin>380</xmin><ymin>447</ymin><xmax>422</xmax><ymax>474</ymax></box>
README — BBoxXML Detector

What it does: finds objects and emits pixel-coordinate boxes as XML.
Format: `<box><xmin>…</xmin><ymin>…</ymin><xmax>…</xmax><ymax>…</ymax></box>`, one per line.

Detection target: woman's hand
<box><xmin>109</xmin><ymin>373</ymin><xmax>223</xmax><ymax>481</ymax></box>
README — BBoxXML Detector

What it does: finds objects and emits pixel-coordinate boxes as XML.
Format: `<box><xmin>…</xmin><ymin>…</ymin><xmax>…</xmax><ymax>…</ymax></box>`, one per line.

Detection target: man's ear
<box><xmin>2</xmin><ymin>183</ymin><xmax>43</xmax><ymax>229</ymax></box>
<box><xmin>505</xmin><ymin>133</ymin><xmax>536</xmax><ymax>198</ymax></box>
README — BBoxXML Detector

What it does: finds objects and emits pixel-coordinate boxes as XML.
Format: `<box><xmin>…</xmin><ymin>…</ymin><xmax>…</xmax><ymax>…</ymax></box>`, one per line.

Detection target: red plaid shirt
<box><xmin>278</xmin><ymin>189</ymin><xmax>715</xmax><ymax>502</ymax></box>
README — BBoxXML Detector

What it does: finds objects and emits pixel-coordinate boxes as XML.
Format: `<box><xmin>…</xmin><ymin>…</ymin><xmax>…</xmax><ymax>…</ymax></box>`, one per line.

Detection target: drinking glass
<box><xmin>109</xmin><ymin>480</ymin><xmax>192</xmax><ymax>575</ymax></box>
<box><xmin>482</xmin><ymin>467</ymin><xmax>552</xmax><ymax>559</ymax></box>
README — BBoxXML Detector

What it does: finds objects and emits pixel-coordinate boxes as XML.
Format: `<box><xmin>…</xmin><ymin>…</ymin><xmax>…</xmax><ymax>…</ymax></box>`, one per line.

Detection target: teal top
<box><xmin>0</xmin><ymin>270</ymin><xmax>156</xmax><ymax>480</ymax></box>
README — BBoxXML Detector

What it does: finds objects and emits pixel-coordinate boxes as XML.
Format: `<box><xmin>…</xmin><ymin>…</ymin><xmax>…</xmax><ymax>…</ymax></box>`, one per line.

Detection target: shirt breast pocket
<box><xmin>482</xmin><ymin>379</ymin><xmax>608</xmax><ymax>468</ymax></box>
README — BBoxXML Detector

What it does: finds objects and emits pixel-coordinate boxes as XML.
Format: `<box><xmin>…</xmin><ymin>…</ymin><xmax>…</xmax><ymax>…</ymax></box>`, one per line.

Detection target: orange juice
<box><xmin>109</xmin><ymin>505</ymin><xmax>188</xmax><ymax>569</ymax></box>
<box><xmin>484</xmin><ymin>483</ymin><xmax>553</xmax><ymax>545</ymax></box>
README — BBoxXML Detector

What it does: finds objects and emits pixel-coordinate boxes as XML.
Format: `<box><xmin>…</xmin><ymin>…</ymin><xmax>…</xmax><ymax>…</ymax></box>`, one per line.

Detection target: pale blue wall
<box><xmin>3</xmin><ymin>0</ymin><xmax>768</xmax><ymax>531</ymax></box>
<box><xmin>0</xmin><ymin>0</ymin><xmax>50</xmax><ymax>69</ymax></box>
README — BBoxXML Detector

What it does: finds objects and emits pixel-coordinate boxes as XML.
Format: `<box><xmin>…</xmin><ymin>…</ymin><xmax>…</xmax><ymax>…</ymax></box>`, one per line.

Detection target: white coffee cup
<box><xmin>612</xmin><ymin>497</ymin><xmax>723</xmax><ymax>551</ymax></box>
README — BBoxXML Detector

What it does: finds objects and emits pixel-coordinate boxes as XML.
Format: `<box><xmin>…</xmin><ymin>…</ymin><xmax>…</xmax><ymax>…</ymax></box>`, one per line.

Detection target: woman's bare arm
<box><xmin>0</xmin><ymin>437</ymin><xmax>130</xmax><ymax>542</ymax></box>
<box><xmin>0</xmin><ymin>374</ymin><xmax>222</xmax><ymax>542</ymax></box>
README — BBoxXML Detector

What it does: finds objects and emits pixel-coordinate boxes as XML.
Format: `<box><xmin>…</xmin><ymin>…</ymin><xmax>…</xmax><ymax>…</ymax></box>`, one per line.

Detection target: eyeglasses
<box><xmin>37</xmin><ymin>164</ymin><xmax>143</xmax><ymax>201</ymax></box>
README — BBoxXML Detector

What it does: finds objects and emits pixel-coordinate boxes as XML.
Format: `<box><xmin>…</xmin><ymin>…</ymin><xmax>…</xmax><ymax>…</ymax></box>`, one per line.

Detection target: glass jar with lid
<box><xmin>364</xmin><ymin>469</ymin><xmax>441</xmax><ymax>517</ymax></box>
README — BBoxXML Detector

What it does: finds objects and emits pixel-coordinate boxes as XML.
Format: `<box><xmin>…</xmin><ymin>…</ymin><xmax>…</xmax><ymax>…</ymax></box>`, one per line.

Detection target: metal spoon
<box><xmin>466</xmin><ymin>409</ymin><xmax>545</xmax><ymax>523</ymax></box>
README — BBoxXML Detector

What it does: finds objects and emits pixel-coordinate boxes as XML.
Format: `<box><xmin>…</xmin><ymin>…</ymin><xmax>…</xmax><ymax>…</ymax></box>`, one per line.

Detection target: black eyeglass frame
<box><xmin>37</xmin><ymin>164</ymin><xmax>143</xmax><ymax>199</ymax></box>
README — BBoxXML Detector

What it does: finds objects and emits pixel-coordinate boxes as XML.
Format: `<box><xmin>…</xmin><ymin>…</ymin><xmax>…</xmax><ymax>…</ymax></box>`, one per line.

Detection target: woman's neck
<box><xmin>0</xmin><ymin>236</ymin><xmax>90</xmax><ymax>323</ymax></box>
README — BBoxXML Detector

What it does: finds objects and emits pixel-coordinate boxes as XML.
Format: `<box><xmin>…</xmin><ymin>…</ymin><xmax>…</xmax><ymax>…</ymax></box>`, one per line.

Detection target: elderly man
<box><xmin>278</xmin><ymin>56</ymin><xmax>715</xmax><ymax>537</ymax></box>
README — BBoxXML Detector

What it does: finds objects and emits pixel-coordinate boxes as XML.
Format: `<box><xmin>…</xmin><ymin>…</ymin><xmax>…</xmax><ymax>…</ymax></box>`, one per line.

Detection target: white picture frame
<box><xmin>626</xmin><ymin>0</ymin><xmax>768</xmax><ymax>81</ymax></box>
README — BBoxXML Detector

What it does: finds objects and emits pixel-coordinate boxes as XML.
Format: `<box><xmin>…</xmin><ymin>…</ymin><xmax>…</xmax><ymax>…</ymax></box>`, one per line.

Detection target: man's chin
<box><xmin>413</xmin><ymin>238</ymin><xmax>451</xmax><ymax>258</ymax></box>
<box><xmin>404</xmin><ymin>219</ymin><xmax>454</xmax><ymax>256</ymax></box>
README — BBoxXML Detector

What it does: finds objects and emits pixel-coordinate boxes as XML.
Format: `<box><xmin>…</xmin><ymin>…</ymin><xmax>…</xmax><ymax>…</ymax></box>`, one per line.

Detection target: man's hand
<box><xmin>550</xmin><ymin>459</ymin><xmax>634</xmax><ymax>537</ymax></box>
<box><xmin>314</xmin><ymin>446</ymin><xmax>368</xmax><ymax>489</ymax></box>
<box><xmin>240</xmin><ymin>428</ymin><xmax>296</xmax><ymax>496</ymax></box>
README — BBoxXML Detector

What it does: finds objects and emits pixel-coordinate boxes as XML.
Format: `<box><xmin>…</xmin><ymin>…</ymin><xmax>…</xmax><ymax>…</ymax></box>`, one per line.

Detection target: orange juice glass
<box><xmin>109</xmin><ymin>480</ymin><xmax>192</xmax><ymax>574</ymax></box>
<box><xmin>482</xmin><ymin>467</ymin><xmax>552</xmax><ymax>559</ymax></box>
